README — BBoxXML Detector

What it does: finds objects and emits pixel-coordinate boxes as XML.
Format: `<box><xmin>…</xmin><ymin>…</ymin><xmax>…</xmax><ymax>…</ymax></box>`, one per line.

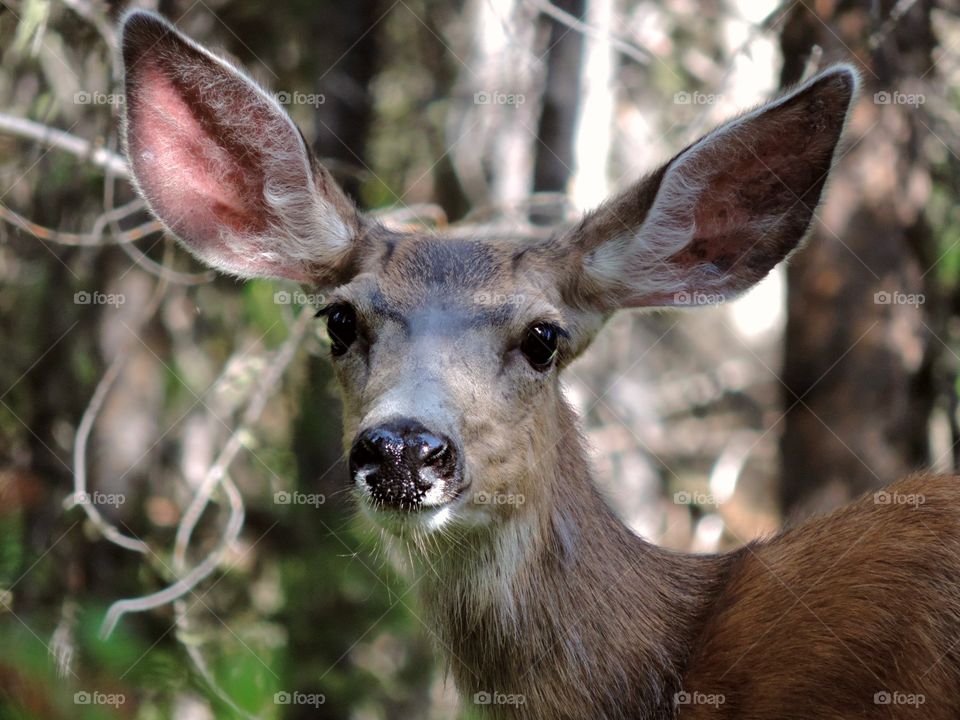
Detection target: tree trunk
<box><xmin>533</xmin><ymin>0</ymin><xmax>586</xmax><ymax>196</ymax></box>
<box><xmin>779</xmin><ymin>0</ymin><xmax>939</xmax><ymax>518</ymax></box>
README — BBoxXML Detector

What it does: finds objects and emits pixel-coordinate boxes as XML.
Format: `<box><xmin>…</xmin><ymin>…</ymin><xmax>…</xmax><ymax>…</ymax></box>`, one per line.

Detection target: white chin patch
<box><xmin>353</xmin><ymin>467</ymin><xmax>375</xmax><ymax>493</ymax></box>
<box><xmin>420</xmin><ymin>476</ymin><xmax>449</xmax><ymax>508</ymax></box>
<box><xmin>425</xmin><ymin>506</ymin><xmax>453</xmax><ymax>531</ymax></box>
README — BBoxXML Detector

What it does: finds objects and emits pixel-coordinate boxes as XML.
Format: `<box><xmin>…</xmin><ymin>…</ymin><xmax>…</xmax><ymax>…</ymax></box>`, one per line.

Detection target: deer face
<box><xmin>325</xmin><ymin>233</ymin><xmax>601</xmax><ymax>531</ymax></box>
<box><xmin>120</xmin><ymin>11</ymin><xmax>857</xmax><ymax>536</ymax></box>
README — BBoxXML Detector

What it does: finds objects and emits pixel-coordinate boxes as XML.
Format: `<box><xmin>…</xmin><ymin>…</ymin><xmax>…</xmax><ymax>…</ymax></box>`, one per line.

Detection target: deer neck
<box><xmin>416</xmin><ymin>399</ymin><xmax>730</xmax><ymax>720</ymax></box>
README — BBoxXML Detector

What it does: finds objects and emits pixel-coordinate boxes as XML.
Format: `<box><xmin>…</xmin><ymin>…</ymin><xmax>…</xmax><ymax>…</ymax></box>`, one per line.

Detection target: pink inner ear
<box><xmin>130</xmin><ymin>62</ymin><xmax>267</xmax><ymax>245</ymax></box>
<box><xmin>669</xmin><ymin>134</ymin><xmax>823</xmax><ymax>286</ymax></box>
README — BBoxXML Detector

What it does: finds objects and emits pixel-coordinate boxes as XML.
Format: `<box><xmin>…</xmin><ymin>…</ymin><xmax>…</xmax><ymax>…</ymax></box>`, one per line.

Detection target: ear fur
<box><xmin>121</xmin><ymin>10</ymin><xmax>359</xmax><ymax>284</ymax></box>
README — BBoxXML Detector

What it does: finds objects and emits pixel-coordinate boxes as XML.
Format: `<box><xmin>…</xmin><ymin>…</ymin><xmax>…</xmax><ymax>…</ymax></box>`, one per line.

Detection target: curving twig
<box><xmin>68</xmin><ymin>258</ymin><xmax>173</xmax><ymax>554</ymax></box>
<box><xmin>100</xmin><ymin>472</ymin><xmax>246</xmax><ymax>638</ymax></box>
<box><xmin>100</xmin><ymin>309</ymin><xmax>312</xmax><ymax>638</ymax></box>
<box><xmin>0</xmin><ymin>201</ymin><xmax>163</xmax><ymax>246</ymax></box>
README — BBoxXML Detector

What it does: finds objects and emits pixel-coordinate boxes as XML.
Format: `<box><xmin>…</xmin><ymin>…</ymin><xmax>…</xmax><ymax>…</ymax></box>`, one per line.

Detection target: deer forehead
<box><xmin>347</xmin><ymin>233</ymin><xmax>564</xmax><ymax>325</ymax></box>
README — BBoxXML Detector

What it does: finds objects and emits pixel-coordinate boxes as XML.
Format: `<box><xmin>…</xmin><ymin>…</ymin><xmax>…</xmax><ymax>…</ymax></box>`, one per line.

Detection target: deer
<box><xmin>118</xmin><ymin>10</ymin><xmax>960</xmax><ymax>720</ymax></box>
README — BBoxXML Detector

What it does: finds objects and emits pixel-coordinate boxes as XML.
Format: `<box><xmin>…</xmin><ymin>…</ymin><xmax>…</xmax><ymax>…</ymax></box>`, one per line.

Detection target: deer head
<box><xmin>121</xmin><ymin>11</ymin><xmax>856</xmax><ymax>544</ymax></box>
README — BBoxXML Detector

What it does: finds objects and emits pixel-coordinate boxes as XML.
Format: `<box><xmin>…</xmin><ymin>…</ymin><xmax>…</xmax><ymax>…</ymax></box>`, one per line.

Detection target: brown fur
<box><xmin>680</xmin><ymin>473</ymin><xmax>960</xmax><ymax>719</ymax></box>
<box><xmin>408</xmin><ymin>399</ymin><xmax>960</xmax><ymax>719</ymax></box>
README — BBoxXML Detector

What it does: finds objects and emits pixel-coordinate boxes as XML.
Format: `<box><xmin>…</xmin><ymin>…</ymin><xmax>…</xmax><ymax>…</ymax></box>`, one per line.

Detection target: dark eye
<box><xmin>521</xmin><ymin>323</ymin><xmax>561</xmax><ymax>370</ymax></box>
<box><xmin>323</xmin><ymin>303</ymin><xmax>358</xmax><ymax>356</ymax></box>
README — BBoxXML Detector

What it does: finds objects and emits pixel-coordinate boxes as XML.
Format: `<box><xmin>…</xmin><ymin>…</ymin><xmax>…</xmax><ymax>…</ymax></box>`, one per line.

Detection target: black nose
<box><xmin>350</xmin><ymin>419</ymin><xmax>459</xmax><ymax>509</ymax></box>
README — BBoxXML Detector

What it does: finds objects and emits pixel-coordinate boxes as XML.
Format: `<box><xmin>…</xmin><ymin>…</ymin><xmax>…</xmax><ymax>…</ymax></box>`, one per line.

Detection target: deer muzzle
<box><xmin>349</xmin><ymin>418</ymin><xmax>462</xmax><ymax>510</ymax></box>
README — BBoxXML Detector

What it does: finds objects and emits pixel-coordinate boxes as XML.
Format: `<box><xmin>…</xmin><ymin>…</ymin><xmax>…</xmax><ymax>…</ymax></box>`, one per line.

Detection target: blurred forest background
<box><xmin>1</xmin><ymin>0</ymin><xmax>959</xmax><ymax>717</ymax></box>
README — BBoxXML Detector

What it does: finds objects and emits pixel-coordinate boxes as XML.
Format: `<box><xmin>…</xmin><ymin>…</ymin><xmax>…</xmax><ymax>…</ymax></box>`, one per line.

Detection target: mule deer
<box><xmin>120</xmin><ymin>10</ymin><xmax>960</xmax><ymax>719</ymax></box>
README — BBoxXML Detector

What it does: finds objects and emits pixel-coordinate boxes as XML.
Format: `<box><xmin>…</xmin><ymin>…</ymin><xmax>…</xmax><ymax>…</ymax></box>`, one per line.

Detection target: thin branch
<box><xmin>118</xmin><ymin>240</ymin><xmax>217</xmax><ymax>285</ymax></box>
<box><xmin>0</xmin><ymin>112</ymin><xmax>128</xmax><ymax>176</ymax></box>
<box><xmin>0</xmin><ymin>200</ymin><xmax>163</xmax><ymax>246</ymax></box>
<box><xmin>526</xmin><ymin>0</ymin><xmax>650</xmax><ymax>66</ymax></box>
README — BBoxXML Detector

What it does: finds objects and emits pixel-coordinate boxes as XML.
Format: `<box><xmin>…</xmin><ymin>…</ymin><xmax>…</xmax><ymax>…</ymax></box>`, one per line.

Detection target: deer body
<box><xmin>118</xmin><ymin>11</ymin><xmax>960</xmax><ymax>718</ymax></box>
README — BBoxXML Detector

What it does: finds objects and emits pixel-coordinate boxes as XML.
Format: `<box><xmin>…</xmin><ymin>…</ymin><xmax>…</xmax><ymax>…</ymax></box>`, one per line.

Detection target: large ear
<box><xmin>120</xmin><ymin>11</ymin><xmax>359</xmax><ymax>284</ymax></box>
<box><xmin>564</xmin><ymin>65</ymin><xmax>859</xmax><ymax>309</ymax></box>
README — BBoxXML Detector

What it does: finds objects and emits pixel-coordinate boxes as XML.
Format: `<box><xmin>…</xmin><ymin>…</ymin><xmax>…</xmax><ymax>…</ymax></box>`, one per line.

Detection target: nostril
<box><xmin>419</xmin><ymin>440</ymin><xmax>455</xmax><ymax>476</ymax></box>
<box><xmin>416</xmin><ymin>433</ymin><xmax>447</xmax><ymax>464</ymax></box>
<box><xmin>350</xmin><ymin>435</ymin><xmax>382</xmax><ymax>471</ymax></box>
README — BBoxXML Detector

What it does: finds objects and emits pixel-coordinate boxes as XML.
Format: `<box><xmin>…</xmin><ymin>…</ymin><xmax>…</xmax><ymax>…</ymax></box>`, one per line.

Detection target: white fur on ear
<box><xmin>583</xmin><ymin>64</ymin><xmax>860</xmax><ymax>306</ymax></box>
<box><xmin>121</xmin><ymin>10</ymin><xmax>356</xmax><ymax>283</ymax></box>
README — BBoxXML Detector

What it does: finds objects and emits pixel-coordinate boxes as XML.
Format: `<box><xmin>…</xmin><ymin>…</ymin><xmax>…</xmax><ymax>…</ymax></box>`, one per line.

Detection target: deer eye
<box><xmin>521</xmin><ymin>322</ymin><xmax>562</xmax><ymax>371</ymax></box>
<box><xmin>322</xmin><ymin>303</ymin><xmax>358</xmax><ymax>356</ymax></box>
